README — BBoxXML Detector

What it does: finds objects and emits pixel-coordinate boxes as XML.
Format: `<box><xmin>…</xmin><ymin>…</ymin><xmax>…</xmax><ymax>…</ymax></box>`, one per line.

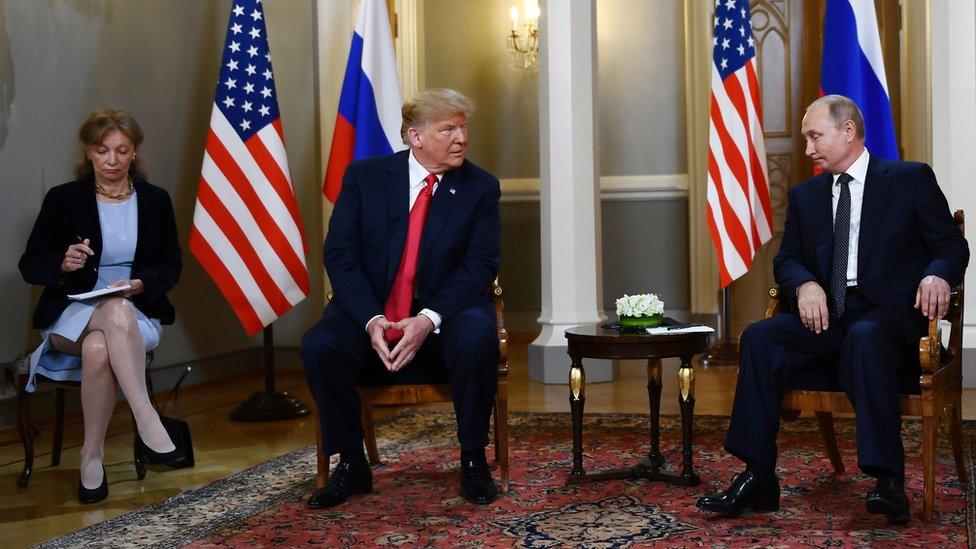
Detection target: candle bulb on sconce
<box><xmin>506</xmin><ymin>2</ymin><xmax>539</xmax><ymax>72</ymax></box>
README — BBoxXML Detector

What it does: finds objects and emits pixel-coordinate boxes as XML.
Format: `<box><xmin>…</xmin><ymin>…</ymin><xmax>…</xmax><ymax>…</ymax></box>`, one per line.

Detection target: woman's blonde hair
<box><xmin>75</xmin><ymin>108</ymin><xmax>147</xmax><ymax>180</ymax></box>
<box><xmin>400</xmin><ymin>88</ymin><xmax>475</xmax><ymax>145</ymax></box>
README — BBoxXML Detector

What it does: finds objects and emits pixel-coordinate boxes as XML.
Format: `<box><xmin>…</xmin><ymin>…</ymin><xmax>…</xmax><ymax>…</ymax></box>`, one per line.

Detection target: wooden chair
<box><xmin>316</xmin><ymin>280</ymin><xmax>510</xmax><ymax>492</ymax></box>
<box><xmin>765</xmin><ymin>210</ymin><xmax>967</xmax><ymax>522</ymax></box>
<box><xmin>14</xmin><ymin>351</ymin><xmax>155</xmax><ymax>487</ymax></box>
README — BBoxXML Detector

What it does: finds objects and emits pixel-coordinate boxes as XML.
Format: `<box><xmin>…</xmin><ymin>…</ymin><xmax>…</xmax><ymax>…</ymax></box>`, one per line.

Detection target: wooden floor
<box><xmin>2</xmin><ymin>339</ymin><xmax>975</xmax><ymax>546</ymax></box>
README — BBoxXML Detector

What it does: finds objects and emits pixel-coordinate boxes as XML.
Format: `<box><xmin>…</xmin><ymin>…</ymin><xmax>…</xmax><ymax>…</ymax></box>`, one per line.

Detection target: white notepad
<box><xmin>67</xmin><ymin>284</ymin><xmax>131</xmax><ymax>301</ymax></box>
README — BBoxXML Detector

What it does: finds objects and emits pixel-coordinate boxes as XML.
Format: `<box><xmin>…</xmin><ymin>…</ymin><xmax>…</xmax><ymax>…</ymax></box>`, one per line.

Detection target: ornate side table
<box><xmin>564</xmin><ymin>323</ymin><xmax>711</xmax><ymax>486</ymax></box>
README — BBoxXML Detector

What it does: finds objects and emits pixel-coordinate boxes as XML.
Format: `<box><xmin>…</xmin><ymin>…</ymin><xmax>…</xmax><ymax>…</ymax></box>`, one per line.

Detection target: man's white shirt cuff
<box><xmin>366</xmin><ymin>311</ymin><xmax>441</xmax><ymax>333</ymax></box>
<box><xmin>418</xmin><ymin>309</ymin><xmax>442</xmax><ymax>333</ymax></box>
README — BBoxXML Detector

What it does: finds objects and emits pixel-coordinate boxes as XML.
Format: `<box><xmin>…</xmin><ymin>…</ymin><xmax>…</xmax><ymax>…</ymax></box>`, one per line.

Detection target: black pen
<box><xmin>666</xmin><ymin>324</ymin><xmax>703</xmax><ymax>331</ymax></box>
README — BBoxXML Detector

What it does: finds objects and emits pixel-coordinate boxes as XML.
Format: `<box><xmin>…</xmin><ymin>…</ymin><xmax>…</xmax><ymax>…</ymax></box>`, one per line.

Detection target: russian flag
<box><xmin>820</xmin><ymin>0</ymin><xmax>898</xmax><ymax>160</ymax></box>
<box><xmin>323</xmin><ymin>0</ymin><xmax>406</xmax><ymax>202</ymax></box>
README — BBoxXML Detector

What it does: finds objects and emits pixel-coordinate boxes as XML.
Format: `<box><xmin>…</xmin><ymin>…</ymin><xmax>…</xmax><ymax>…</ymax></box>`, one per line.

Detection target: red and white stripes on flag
<box><xmin>190</xmin><ymin>0</ymin><xmax>309</xmax><ymax>335</ymax></box>
<box><xmin>707</xmin><ymin>0</ymin><xmax>773</xmax><ymax>288</ymax></box>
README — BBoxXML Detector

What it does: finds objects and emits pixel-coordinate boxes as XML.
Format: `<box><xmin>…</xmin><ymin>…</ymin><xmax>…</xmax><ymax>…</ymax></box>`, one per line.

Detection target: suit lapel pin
<box><xmin>449</xmin><ymin>188</ymin><xmax>456</xmax><ymax>195</ymax></box>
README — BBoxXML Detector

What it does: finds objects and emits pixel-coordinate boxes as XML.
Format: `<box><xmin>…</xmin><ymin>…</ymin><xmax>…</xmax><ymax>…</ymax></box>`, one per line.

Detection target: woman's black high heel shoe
<box><xmin>78</xmin><ymin>467</ymin><xmax>108</xmax><ymax>504</ymax></box>
<box><xmin>136</xmin><ymin>436</ymin><xmax>186</xmax><ymax>471</ymax></box>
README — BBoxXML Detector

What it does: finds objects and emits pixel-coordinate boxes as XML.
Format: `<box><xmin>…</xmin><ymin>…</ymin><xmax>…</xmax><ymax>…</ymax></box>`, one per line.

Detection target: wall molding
<box><xmin>500</xmin><ymin>173</ymin><xmax>689</xmax><ymax>202</ymax></box>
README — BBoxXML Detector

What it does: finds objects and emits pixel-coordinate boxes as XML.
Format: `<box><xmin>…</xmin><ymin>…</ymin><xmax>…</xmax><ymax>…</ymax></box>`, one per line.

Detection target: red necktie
<box><xmin>384</xmin><ymin>173</ymin><xmax>436</xmax><ymax>342</ymax></box>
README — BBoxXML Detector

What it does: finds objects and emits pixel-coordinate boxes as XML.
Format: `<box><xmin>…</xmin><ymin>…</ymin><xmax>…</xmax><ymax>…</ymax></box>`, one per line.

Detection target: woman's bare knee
<box><xmin>93</xmin><ymin>297</ymin><xmax>137</xmax><ymax>333</ymax></box>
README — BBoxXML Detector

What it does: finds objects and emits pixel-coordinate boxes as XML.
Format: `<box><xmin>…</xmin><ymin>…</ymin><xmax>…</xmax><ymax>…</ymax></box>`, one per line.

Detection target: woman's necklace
<box><xmin>95</xmin><ymin>176</ymin><xmax>134</xmax><ymax>200</ymax></box>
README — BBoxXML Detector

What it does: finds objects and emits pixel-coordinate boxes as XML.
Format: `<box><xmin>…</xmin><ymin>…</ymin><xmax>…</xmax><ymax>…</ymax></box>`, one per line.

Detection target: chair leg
<box><xmin>946</xmin><ymin>402</ymin><xmax>969</xmax><ymax>486</ymax></box>
<box><xmin>495</xmin><ymin>392</ymin><xmax>509</xmax><ymax>492</ymax></box>
<box><xmin>814</xmin><ymin>411</ymin><xmax>845</xmax><ymax>474</ymax></box>
<box><xmin>51</xmin><ymin>388</ymin><xmax>65</xmax><ymax>467</ymax></box>
<box><xmin>316</xmin><ymin>418</ymin><xmax>328</xmax><ymax>489</ymax></box>
<box><xmin>16</xmin><ymin>375</ymin><xmax>34</xmax><ymax>488</ymax></box>
<box><xmin>922</xmin><ymin>415</ymin><xmax>938</xmax><ymax>523</ymax></box>
<box><xmin>362</xmin><ymin>401</ymin><xmax>380</xmax><ymax>465</ymax></box>
<box><xmin>493</xmin><ymin>404</ymin><xmax>500</xmax><ymax>462</ymax></box>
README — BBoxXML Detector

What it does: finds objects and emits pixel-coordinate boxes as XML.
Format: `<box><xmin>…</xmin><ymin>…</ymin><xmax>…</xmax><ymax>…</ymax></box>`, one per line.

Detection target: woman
<box><xmin>19</xmin><ymin>108</ymin><xmax>184</xmax><ymax>504</ymax></box>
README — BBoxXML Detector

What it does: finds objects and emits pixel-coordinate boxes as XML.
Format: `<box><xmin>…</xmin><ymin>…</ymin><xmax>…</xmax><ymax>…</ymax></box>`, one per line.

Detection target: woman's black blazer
<box><xmin>19</xmin><ymin>176</ymin><xmax>182</xmax><ymax>329</ymax></box>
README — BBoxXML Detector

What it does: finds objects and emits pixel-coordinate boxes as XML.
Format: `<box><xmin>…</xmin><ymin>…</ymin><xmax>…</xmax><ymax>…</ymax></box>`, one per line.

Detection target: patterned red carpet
<box><xmin>43</xmin><ymin>411</ymin><xmax>973</xmax><ymax>548</ymax></box>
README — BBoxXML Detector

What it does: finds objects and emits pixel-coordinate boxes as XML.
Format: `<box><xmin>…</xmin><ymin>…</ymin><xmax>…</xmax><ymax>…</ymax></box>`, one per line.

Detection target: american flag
<box><xmin>190</xmin><ymin>0</ymin><xmax>309</xmax><ymax>336</ymax></box>
<box><xmin>707</xmin><ymin>0</ymin><xmax>772</xmax><ymax>288</ymax></box>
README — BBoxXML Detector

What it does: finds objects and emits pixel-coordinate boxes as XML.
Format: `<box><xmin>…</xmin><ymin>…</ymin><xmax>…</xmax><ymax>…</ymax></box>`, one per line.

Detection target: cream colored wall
<box><xmin>0</xmin><ymin>0</ymin><xmax>323</xmax><ymax>367</ymax></box>
<box><xmin>421</xmin><ymin>0</ymin><xmax>685</xmax><ymax>178</ymax></box>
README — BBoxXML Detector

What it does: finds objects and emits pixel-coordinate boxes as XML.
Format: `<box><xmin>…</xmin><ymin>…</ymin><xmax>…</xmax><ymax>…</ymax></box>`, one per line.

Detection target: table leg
<box><xmin>646</xmin><ymin>358</ymin><xmax>663</xmax><ymax>468</ymax></box>
<box><xmin>677</xmin><ymin>355</ymin><xmax>700</xmax><ymax>486</ymax></box>
<box><xmin>569</xmin><ymin>355</ymin><xmax>586</xmax><ymax>478</ymax></box>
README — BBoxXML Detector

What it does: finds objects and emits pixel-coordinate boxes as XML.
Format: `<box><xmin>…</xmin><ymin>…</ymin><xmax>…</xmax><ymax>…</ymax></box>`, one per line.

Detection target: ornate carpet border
<box><xmin>34</xmin><ymin>446</ymin><xmax>317</xmax><ymax>549</ymax></box>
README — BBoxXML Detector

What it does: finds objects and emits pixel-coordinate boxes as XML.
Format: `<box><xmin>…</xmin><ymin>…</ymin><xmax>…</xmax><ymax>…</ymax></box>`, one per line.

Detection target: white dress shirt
<box><xmin>365</xmin><ymin>150</ymin><xmax>443</xmax><ymax>333</ymax></box>
<box><xmin>830</xmin><ymin>148</ymin><xmax>870</xmax><ymax>286</ymax></box>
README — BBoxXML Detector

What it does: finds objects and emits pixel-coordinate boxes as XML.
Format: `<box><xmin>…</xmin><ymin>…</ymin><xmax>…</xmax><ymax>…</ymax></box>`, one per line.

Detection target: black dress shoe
<box><xmin>307</xmin><ymin>460</ymin><xmax>373</xmax><ymax>509</ymax></box>
<box><xmin>78</xmin><ymin>468</ymin><xmax>108</xmax><ymax>504</ymax></box>
<box><xmin>460</xmin><ymin>457</ymin><xmax>498</xmax><ymax>505</ymax></box>
<box><xmin>696</xmin><ymin>469</ymin><xmax>779</xmax><ymax>517</ymax></box>
<box><xmin>865</xmin><ymin>476</ymin><xmax>910</xmax><ymax>525</ymax></box>
<box><xmin>136</xmin><ymin>436</ymin><xmax>186</xmax><ymax>471</ymax></box>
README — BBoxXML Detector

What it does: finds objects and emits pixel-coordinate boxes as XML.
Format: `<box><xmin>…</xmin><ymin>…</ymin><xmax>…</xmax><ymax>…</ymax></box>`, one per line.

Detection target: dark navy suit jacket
<box><xmin>324</xmin><ymin>150</ymin><xmax>501</xmax><ymax>329</ymax></box>
<box><xmin>774</xmin><ymin>155</ymin><xmax>969</xmax><ymax>343</ymax></box>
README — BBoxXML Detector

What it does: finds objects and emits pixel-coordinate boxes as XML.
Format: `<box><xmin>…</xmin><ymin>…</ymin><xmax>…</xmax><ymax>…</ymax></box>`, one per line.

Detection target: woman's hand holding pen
<box><xmin>61</xmin><ymin>237</ymin><xmax>94</xmax><ymax>273</ymax></box>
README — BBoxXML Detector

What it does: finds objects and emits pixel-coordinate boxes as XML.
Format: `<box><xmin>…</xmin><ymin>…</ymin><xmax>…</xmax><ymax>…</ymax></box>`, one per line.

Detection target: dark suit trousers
<box><xmin>301</xmin><ymin>303</ymin><xmax>499</xmax><ymax>456</ymax></box>
<box><xmin>725</xmin><ymin>289</ymin><xmax>914</xmax><ymax>477</ymax></box>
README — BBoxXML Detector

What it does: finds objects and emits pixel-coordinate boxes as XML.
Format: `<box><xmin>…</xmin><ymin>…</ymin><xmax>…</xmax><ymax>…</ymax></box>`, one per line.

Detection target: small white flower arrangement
<box><xmin>616</xmin><ymin>293</ymin><xmax>664</xmax><ymax>317</ymax></box>
<box><xmin>616</xmin><ymin>293</ymin><xmax>664</xmax><ymax>329</ymax></box>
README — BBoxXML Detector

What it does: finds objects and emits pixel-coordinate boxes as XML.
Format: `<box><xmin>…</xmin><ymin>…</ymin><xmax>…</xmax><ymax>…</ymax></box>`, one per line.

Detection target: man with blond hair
<box><xmin>697</xmin><ymin>95</ymin><xmax>968</xmax><ymax>524</ymax></box>
<box><xmin>302</xmin><ymin>89</ymin><xmax>502</xmax><ymax>508</ymax></box>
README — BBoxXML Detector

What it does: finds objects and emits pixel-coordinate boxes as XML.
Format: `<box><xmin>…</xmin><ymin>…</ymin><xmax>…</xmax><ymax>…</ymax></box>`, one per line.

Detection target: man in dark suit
<box><xmin>302</xmin><ymin>89</ymin><xmax>501</xmax><ymax>508</ymax></box>
<box><xmin>697</xmin><ymin>95</ymin><xmax>968</xmax><ymax>524</ymax></box>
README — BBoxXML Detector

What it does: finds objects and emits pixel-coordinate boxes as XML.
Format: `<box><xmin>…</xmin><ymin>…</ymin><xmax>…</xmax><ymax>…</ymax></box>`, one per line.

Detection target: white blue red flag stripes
<box><xmin>322</xmin><ymin>0</ymin><xmax>406</xmax><ymax>203</ymax></box>
<box><xmin>190</xmin><ymin>0</ymin><xmax>309</xmax><ymax>336</ymax></box>
<box><xmin>707</xmin><ymin>0</ymin><xmax>773</xmax><ymax>288</ymax></box>
<box><xmin>821</xmin><ymin>0</ymin><xmax>898</xmax><ymax>160</ymax></box>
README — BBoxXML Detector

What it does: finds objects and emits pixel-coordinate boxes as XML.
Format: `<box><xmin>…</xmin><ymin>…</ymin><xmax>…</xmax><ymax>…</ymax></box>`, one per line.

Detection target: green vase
<box><xmin>619</xmin><ymin>313</ymin><xmax>664</xmax><ymax>331</ymax></box>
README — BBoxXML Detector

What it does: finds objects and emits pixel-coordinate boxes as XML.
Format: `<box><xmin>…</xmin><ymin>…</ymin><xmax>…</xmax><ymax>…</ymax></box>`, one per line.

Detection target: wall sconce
<box><xmin>507</xmin><ymin>0</ymin><xmax>540</xmax><ymax>72</ymax></box>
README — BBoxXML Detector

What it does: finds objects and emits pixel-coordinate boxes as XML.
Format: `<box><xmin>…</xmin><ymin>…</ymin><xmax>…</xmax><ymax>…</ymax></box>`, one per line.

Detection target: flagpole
<box><xmin>230</xmin><ymin>325</ymin><xmax>311</xmax><ymax>422</ymax></box>
<box><xmin>700</xmin><ymin>287</ymin><xmax>738</xmax><ymax>366</ymax></box>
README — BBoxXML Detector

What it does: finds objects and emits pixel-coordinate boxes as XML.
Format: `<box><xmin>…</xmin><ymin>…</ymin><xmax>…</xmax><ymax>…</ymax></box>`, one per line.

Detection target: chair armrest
<box><xmin>919</xmin><ymin>287</ymin><xmax>962</xmax><ymax>375</ymax></box>
<box><xmin>492</xmin><ymin>279</ymin><xmax>509</xmax><ymax>376</ymax></box>
<box><xmin>918</xmin><ymin>317</ymin><xmax>941</xmax><ymax>376</ymax></box>
<box><xmin>765</xmin><ymin>287</ymin><xmax>780</xmax><ymax>320</ymax></box>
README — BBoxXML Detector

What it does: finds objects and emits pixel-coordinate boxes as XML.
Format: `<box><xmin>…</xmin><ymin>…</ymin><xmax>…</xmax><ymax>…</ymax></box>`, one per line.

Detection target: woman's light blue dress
<box><xmin>25</xmin><ymin>194</ymin><xmax>163</xmax><ymax>392</ymax></box>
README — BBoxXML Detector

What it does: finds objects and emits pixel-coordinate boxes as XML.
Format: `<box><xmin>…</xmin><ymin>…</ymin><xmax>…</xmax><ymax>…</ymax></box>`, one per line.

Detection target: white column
<box><xmin>394</xmin><ymin>0</ymin><xmax>425</xmax><ymax>99</ymax></box>
<box><xmin>930</xmin><ymin>0</ymin><xmax>976</xmax><ymax>348</ymax></box>
<box><xmin>529</xmin><ymin>0</ymin><xmax>612</xmax><ymax>383</ymax></box>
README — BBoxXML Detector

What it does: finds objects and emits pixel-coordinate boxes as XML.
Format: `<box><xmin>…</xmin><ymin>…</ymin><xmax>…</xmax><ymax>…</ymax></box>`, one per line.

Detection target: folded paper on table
<box><xmin>67</xmin><ymin>284</ymin><xmax>131</xmax><ymax>301</ymax></box>
<box><xmin>646</xmin><ymin>325</ymin><xmax>715</xmax><ymax>335</ymax></box>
